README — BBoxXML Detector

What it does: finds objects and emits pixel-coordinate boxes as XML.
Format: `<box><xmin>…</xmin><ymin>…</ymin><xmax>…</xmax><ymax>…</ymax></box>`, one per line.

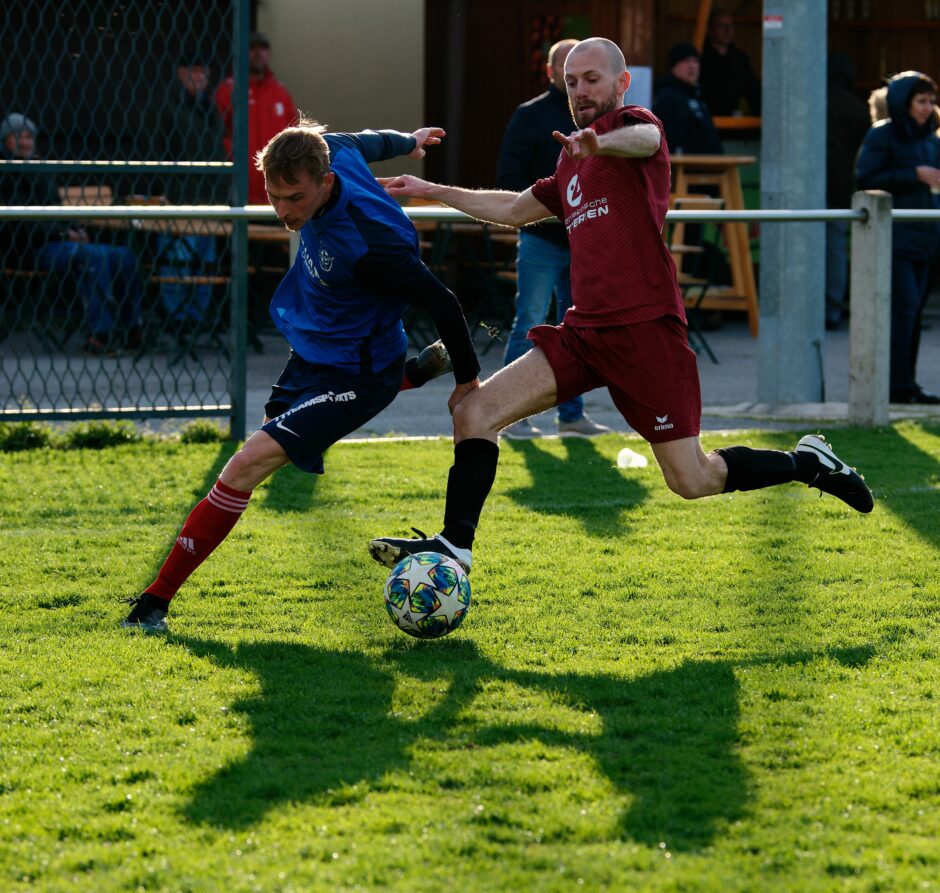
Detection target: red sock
<box><xmin>145</xmin><ymin>480</ymin><xmax>252</xmax><ymax>601</ymax></box>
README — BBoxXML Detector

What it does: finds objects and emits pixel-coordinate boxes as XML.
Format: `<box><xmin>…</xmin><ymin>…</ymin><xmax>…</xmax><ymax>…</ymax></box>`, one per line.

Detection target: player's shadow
<box><xmin>178</xmin><ymin>635</ymin><xmax>770</xmax><ymax>851</ymax></box>
<box><xmin>502</xmin><ymin>437</ymin><xmax>649</xmax><ymax>537</ymax></box>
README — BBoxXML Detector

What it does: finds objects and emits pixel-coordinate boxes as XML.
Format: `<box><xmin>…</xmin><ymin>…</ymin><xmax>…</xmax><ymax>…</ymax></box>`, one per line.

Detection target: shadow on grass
<box><xmin>178</xmin><ymin>635</ymin><xmax>767</xmax><ymax>852</ymax></box>
<box><xmin>873</xmin><ymin>425</ymin><xmax>940</xmax><ymax>550</ymax></box>
<box><xmin>258</xmin><ymin>461</ymin><xmax>320</xmax><ymax>513</ymax></box>
<box><xmin>502</xmin><ymin>438</ymin><xmax>649</xmax><ymax>537</ymax></box>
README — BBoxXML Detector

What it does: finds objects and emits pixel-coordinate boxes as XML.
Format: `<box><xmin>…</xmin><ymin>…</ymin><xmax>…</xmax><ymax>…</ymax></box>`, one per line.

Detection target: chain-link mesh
<box><xmin>0</xmin><ymin>0</ymin><xmax>257</xmax><ymax>428</ymax></box>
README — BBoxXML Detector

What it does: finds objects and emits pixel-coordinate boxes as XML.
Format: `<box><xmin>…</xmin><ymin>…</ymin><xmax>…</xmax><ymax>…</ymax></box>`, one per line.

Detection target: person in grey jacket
<box><xmin>856</xmin><ymin>71</ymin><xmax>940</xmax><ymax>404</ymax></box>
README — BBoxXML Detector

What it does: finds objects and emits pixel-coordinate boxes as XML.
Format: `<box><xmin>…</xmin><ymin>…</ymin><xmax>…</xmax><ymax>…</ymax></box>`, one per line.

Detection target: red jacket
<box><xmin>215</xmin><ymin>67</ymin><xmax>298</xmax><ymax>204</ymax></box>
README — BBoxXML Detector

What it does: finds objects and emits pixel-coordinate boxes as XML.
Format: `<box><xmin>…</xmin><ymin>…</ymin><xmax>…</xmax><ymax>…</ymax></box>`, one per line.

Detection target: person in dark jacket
<box><xmin>495</xmin><ymin>38</ymin><xmax>610</xmax><ymax>439</ymax></box>
<box><xmin>699</xmin><ymin>8</ymin><xmax>761</xmax><ymax>117</ymax></box>
<box><xmin>0</xmin><ymin>112</ymin><xmax>143</xmax><ymax>354</ymax></box>
<box><xmin>856</xmin><ymin>71</ymin><xmax>940</xmax><ymax>403</ymax></box>
<box><xmin>825</xmin><ymin>53</ymin><xmax>872</xmax><ymax>330</ymax></box>
<box><xmin>150</xmin><ymin>51</ymin><xmax>228</xmax><ymax>324</ymax></box>
<box><xmin>653</xmin><ymin>43</ymin><xmax>723</xmax><ymax>156</ymax></box>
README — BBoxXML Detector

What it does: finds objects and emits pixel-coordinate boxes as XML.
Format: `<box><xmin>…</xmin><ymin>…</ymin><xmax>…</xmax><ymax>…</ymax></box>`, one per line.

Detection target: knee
<box><xmin>661</xmin><ymin>466</ymin><xmax>712</xmax><ymax>500</ymax></box>
<box><xmin>452</xmin><ymin>393</ymin><xmax>490</xmax><ymax>440</ymax></box>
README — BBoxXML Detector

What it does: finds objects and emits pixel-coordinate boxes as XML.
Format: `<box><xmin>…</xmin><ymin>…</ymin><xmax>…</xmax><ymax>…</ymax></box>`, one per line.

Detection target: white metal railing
<box><xmin>1</xmin><ymin>197</ymin><xmax>936</xmax><ymax>426</ymax></box>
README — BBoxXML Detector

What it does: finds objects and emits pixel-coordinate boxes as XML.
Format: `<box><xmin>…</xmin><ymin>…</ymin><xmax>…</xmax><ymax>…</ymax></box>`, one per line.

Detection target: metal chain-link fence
<box><xmin>0</xmin><ymin>0</ymin><xmax>261</xmax><ymax>434</ymax></box>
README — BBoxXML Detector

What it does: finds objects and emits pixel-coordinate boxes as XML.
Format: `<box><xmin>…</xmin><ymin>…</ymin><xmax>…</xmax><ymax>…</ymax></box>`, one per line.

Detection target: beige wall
<box><xmin>259</xmin><ymin>0</ymin><xmax>426</xmax><ymax>177</ymax></box>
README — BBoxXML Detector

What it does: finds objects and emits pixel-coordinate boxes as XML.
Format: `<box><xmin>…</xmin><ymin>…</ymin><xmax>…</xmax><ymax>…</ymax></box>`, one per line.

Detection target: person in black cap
<box><xmin>214</xmin><ymin>31</ymin><xmax>297</xmax><ymax>206</ymax></box>
<box><xmin>653</xmin><ymin>43</ymin><xmax>723</xmax><ymax>156</ymax></box>
<box><xmin>147</xmin><ymin>48</ymin><xmax>227</xmax><ymax>327</ymax></box>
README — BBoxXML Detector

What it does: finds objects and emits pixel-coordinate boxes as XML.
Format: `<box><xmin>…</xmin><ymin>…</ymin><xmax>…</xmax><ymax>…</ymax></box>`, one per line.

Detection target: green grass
<box><xmin>1</xmin><ymin>424</ymin><xmax>939</xmax><ymax>892</ymax></box>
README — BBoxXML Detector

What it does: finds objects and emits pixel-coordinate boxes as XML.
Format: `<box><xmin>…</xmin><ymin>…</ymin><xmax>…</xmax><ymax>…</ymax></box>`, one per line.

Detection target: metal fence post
<box><xmin>848</xmin><ymin>191</ymin><xmax>892</xmax><ymax>426</ymax></box>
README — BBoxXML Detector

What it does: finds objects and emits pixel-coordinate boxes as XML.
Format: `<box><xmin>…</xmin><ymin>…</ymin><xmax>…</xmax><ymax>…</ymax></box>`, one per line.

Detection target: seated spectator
<box><xmin>653</xmin><ymin>43</ymin><xmax>723</xmax><ymax>155</ymax></box>
<box><xmin>150</xmin><ymin>49</ymin><xmax>227</xmax><ymax>326</ymax></box>
<box><xmin>0</xmin><ymin>112</ymin><xmax>143</xmax><ymax>353</ymax></box>
<box><xmin>699</xmin><ymin>8</ymin><xmax>761</xmax><ymax>117</ymax></box>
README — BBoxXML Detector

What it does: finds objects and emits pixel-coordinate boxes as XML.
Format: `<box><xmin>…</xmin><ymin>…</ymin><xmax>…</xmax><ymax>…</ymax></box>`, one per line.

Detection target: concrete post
<box><xmin>758</xmin><ymin>3</ymin><xmax>828</xmax><ymax>403</ymax></box>
<box><xmin>848</xmin><ymin>191</ymin><xmax>892</xmax><ymax>426</ymax></box>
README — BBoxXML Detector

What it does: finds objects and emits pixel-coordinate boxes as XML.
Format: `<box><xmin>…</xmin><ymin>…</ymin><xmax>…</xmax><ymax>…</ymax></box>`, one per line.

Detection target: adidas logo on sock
<box><xmin>177</xmin><ymin>536</ymin><xmax>196</xmax><ymax>555</ymax></box>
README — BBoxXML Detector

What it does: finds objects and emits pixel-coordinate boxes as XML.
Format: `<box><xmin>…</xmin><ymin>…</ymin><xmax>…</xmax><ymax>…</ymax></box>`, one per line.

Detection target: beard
<box><xmin>568</xmin><ymin>86</ymin><xmax>622</xmax><ymax>127</ymax></box>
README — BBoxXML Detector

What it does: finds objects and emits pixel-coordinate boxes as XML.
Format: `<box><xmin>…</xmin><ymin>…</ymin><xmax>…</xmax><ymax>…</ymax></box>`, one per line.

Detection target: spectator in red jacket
<box><xmin>214</xmin><ymin>31</ymin><xmax>298</xmax><ymax>205</ymax></box>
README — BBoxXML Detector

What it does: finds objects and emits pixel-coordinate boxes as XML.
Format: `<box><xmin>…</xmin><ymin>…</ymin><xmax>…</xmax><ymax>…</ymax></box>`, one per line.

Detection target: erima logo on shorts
<box><xmin>566</xmin><ymin>174</ymin><xmax>583</xmax><ymax>207</ymax></box>
<box><xmin>654</xmin><ymin>414</ymin><xmax>674</xmax><ymax>432</ymax></box>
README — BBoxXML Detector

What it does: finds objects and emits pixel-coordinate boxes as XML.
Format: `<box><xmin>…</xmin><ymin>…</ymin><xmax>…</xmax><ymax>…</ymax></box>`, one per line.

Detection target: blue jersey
<box><xmin>269</xmin><ymin>130</ymin><xmax>421</xmax><ymax>373</ymax></box>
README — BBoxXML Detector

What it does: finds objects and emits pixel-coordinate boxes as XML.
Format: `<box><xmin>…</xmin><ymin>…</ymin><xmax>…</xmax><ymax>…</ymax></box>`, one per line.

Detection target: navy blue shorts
<box><xmin>262</xmin><ymin>352</ymin><xmax>405</xmax><ymax>474</ymax></box>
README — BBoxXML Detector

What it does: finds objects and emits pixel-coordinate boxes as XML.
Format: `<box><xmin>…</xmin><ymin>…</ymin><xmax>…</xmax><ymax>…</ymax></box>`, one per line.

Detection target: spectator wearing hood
<box><xmin>825</xmin><ymin>53</ymin><xmax>871</xmax><ymax>330</ymax></box>
<box><xmin>653</xmin><ymin>43</ymin><xmax>723</xmax><ymax>156</ymax></box>
<box><xmin>0</xmin><ymin>112</ymin><xmax>143</xmax><ymax>354</ymax></box>
<box><xmin>856</xmin><ymin>71</ymin><xmax>940</xmax><ymax>404</ymax></box>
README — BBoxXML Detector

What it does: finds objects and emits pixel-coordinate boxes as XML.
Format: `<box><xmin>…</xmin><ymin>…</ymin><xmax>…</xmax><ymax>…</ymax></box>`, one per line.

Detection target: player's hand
<box><xmin>448</xmin><ymin>378</ymin><xmax>479</xmax><ymax>416</ymax></box>
<box><xmin>553</xmin><ymin>127</ymin><xmax>601</xmax><ymax>160</ymax></box>
<box><xmin>409</xmin><ymin>127</ymin><xmax>446</xmax><ymax>159</ymax></box>
<box><xmin>377</xmin><ymin>174</ymin><xmax>436</xmax><ymax>200</ymax></box>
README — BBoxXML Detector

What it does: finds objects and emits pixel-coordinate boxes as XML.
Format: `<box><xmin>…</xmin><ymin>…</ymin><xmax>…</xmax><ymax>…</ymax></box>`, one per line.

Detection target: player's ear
<box><xmin>620</xmin><ymin>70</ymin><xmax>632</xmax><ymax>97</ymax></box>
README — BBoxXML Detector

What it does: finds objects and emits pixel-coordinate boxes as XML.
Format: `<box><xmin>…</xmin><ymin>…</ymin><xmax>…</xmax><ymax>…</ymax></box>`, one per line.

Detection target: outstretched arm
<box><xmin>552</xmin><ymin>122</ymin><xmax>661</xmax><ymax>161</ymax></box>
<box><xmin>377</xmin><ymin>175</ymin><xmax>553</xmax><ymax>228</ymax></box>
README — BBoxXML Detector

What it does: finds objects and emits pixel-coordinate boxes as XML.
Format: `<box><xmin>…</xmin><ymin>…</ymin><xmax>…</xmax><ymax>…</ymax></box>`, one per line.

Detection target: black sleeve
<box><xmin>496</xmin><ymin>108</ymin><xmax>534</xmax><ymax>191</ymax></box>
<box><xmin>355</xmin><ymin>246</ymin><xmax>481</xmax><ymax>384</ymax></box>
<box><xmin>652</xmin><ymin>91</ymin><xmax>688</xmax><ymax>155</ymax></box>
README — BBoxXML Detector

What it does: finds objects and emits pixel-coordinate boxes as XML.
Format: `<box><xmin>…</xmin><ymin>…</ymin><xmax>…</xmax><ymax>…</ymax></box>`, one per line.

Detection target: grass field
<box><xmin>1</xmin><ymin>423</ymin><xmax>939</xmax><ymax>892</ymax></box>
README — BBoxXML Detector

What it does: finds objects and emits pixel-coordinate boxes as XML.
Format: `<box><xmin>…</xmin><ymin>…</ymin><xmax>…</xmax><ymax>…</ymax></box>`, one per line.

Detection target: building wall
<box><xmin>258</xmin><ymin>0</ymin><xmax>425</xmax><ymax>177</ymax></box>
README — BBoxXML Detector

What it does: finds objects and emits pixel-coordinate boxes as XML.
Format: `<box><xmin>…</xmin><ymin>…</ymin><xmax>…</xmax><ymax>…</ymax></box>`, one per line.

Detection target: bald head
<box><xmin>566</xmin><ymin>37</ymin><xmax>626</xmax><ymax>78</ymax></box>
<box><xmin>546</xmin><ymin>38</ymin><xmax>579</xmax><ymax>90</ymax></box>
<box><xmin>563</xmin><ymin>37</ymin><xmax>630</xmax><ymax>127</ymax></box>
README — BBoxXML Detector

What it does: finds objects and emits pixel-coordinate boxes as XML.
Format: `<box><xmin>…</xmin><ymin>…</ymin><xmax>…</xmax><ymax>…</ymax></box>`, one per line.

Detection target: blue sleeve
<box><xmin>328</xmin><ymin>130</ymin><xmax>418</xmax><ymax>164</ymax></box>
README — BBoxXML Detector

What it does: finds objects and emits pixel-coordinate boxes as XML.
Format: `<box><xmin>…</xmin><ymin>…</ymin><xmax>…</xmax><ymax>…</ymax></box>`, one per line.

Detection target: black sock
<box><xmin>717</xmin><ymin>445</ymin><xmax>816</xmax><ymax>492</ymax></box>
<box><xmin>440</xmin><ymin>438</ymin><xmax>499</xmax><ymax>549</ymax></box>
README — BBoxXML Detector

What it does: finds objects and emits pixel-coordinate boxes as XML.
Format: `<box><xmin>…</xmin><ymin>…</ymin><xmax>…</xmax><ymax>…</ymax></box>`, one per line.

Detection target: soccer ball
<box><xmin>383</xmin><ymin>551</ymin><xmax>471</xmax><ymax>638</ymax></box>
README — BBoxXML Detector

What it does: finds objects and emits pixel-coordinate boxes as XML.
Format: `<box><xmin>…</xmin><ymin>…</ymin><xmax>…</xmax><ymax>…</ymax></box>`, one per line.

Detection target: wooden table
<box><xmin>670</xmin><ymin>154</ymin><xmax>759</xmax><ymax>336</ymax></box>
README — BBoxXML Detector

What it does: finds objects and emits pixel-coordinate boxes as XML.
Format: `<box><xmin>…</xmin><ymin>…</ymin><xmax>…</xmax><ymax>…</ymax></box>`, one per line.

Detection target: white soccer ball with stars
<box><xmin>383</xmin><ymin>551</ymin><xmax>471</xmax><ymax>639</ymax></box>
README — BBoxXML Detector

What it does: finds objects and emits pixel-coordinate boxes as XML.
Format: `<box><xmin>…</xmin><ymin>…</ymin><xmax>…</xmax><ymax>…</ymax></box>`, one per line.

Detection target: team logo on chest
<box><xmin>566</xmin><ymin>174</ymin><xmax>583</xmax><ymax>207</ymax></box>
<box><xmin>318</xmin><ymin>247</ymin><xmax>334</xmax><ymax>271</ymax></box>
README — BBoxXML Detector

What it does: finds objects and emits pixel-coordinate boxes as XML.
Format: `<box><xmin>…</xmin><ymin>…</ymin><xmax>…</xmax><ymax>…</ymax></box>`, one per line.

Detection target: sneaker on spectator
<box><xmin>558</xmin><ymin>413</ymin><xmax>612</xmax><ymax>437</ymax></box>
<box><xmin>501</xmin><ymin>418</ymin><xmax>543</xmax><ymax>439</ymax></box>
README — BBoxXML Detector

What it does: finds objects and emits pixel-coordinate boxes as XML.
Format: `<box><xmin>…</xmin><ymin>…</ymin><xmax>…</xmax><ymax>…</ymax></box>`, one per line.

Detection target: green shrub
<box><xmin>179</xmin><ymin>419</ymin><xmax>229</xmax><ymax>444</ymax></box>
<box><xmin>63</xmin><ymin>420</ymin><xmax>141</xmax><ymax>450</ymax></box>
<box><xmin>0</xmin><ymin>421</ymin><xmax>56</xmax><ymax>452</ymax></box>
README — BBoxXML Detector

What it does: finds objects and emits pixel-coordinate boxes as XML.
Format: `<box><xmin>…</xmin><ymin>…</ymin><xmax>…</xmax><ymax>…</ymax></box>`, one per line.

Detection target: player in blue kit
<box><xmin>123</xmin><ymin>118</ymin><xmax>480</xmax><ymax>632</ymax></box>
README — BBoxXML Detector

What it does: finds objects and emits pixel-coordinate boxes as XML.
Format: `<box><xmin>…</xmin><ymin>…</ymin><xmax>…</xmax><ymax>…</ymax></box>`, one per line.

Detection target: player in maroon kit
<box><xmin>368</xmin><ymin>37</ymin><xmax>873</xmax><ymax>575</ymax></box>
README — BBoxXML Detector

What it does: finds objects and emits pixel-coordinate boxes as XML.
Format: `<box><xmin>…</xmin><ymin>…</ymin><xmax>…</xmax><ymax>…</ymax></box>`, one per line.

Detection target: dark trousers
<box><xmin>890</xmin><ymin>254</ymin><xmax>933</xmax><ymax>393</ymax></box>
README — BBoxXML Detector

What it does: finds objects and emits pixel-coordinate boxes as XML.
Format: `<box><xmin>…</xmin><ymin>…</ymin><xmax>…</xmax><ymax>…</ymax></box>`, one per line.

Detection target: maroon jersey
<box><xmin>530</xmin><ymin>105</ymin><xmax>685</xmax><ymax>327</ymax></box>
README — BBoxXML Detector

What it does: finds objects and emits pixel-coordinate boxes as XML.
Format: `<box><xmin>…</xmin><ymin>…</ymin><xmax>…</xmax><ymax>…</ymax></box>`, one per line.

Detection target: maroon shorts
<box><xmin>528</xmin><ymin>316</ymin><xmax>701</xmax><ymax>443</ymax></box>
